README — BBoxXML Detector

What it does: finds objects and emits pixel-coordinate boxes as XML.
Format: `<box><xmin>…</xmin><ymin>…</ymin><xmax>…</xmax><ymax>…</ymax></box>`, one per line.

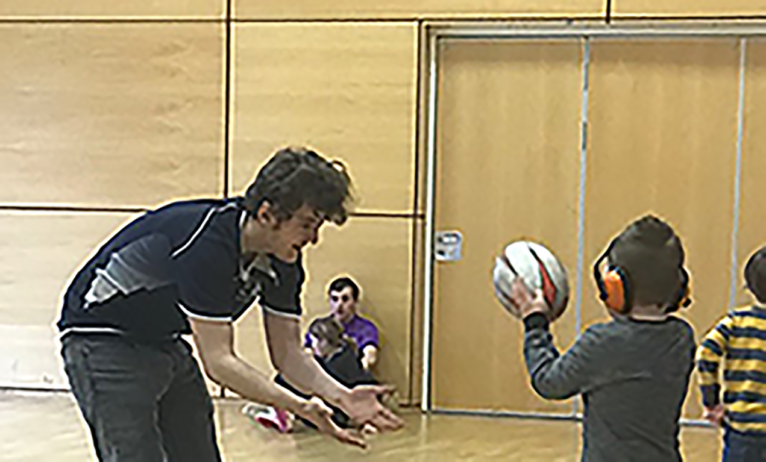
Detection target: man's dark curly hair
<box><xmin>243</xmin><ymin>147</ymin><xmax>354</xmax><ymax>225</ymax></box>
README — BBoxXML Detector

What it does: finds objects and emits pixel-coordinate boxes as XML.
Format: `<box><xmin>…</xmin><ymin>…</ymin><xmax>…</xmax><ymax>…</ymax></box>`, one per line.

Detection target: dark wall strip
<box><xmin>6</xmin><ymin>13</ymin><xmax>764</xmax><ymax>26</ymax></box>
<box><xmin>0</xmin><ymin>204</ymin><xmax>147</xmax><ymax>214</ymax></box>
<box><xmin>0</xmin><ymin>385</ymin><xmax>69</xmax><ymax>393</ymax></box>
<box><xmin>605</xmin><ymin>0</ymin><xmax>612</xmax><ymax>23</ymax></box>
<box><xmin>233</xmin><ymin>15</ymin><xmax>606</xmax><ymax>24</ymax></box>
<box><xmin>407</xmin><ymin>19</ymin><xmax>425</xmax><ymax>405</ymax></box>
<box><xmin>0</xmin><ymin>204</ymin><xmax>425</xmax><ymax>219</ymax></box>
<box><xmin>222</xmin><ymin>0</ymin><xmax>233</xmax><ymax>198</ymax></box>
<box><xmin>609</xmin><ymin>15</ymin><xmax>766</xmax><ymax>21</ymax></box>
<box><xmin>0</xmin><ymin>18</ymin><xmax>224</xmax><ymax>24</ymax></box>
<box><xmin>352</xmin><ymin>211</ymin><xmax>426</xmax><ymax>219</ymax></box>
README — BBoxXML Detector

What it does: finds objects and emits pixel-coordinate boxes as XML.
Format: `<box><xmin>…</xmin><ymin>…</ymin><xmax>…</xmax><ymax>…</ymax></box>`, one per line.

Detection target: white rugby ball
<box><xmin>493</xmin><ymin>240</ymin><xmax>570</xmax><ymax>320</ymax></box>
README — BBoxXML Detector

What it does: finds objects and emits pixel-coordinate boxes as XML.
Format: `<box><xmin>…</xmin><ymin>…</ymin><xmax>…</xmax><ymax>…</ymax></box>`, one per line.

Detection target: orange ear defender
<box><xmin>593</xmin><ymin>240</ymin><xmax>630</xmax><ymax>314</ymax></box>
<box><xmin>600</xmin><ymin>267</ymin><xmax>630</xmax><ymax>313</ymax></box>
<box><xmin>593</xmin><ymin>241</ymin><xmax>692</xmax><ymax>314</ymax></box>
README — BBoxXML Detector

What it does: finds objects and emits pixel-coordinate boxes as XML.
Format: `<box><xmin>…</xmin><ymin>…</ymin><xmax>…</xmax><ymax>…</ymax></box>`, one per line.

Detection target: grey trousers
<box><xmin>61</xmin><ymin>334</ymin><xmax>222</xmax><ymax>462</ymax></box>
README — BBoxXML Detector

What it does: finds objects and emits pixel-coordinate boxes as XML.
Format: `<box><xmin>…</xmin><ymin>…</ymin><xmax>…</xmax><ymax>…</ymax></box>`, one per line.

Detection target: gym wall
<box><xmin>1</xmin><ymin>0</ymin><xmax>765</xmax><ymax>411</ymax></box>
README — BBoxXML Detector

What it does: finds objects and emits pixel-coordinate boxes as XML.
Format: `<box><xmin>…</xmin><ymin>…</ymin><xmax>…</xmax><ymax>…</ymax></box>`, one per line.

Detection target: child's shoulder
<box><xmin>727</xmin><ymin>305</ymin><xmax>766</xmax><ymax>328</ymax></box>
<box><xmin>666</xmin><ymin>316</ymin><xmax>697</xmax><ymax>346</ymax></box>
<box><xmin>730</xmin><ymin>304</ymin><xmax>766</xmax><ymax>316</ymax></box>
<box><xmin>582</xmin><ymin>316</ymin><xmax>695</xmax><ymax>341</ymax></box>
<box><xmin>666</xmin><ymin>315</ymin><xmax>696</xmax><ymax>333</ymax></box>
<box><xmin>578</xmin><ymin>319</ymin><xmax>629</xmax><ymax>346</ymax></box>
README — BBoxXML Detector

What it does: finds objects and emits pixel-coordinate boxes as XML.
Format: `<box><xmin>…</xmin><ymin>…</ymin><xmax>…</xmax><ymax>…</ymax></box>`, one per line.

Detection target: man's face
<box><xmin>263</xmin><ymin>204</ymin><xmax>324</xmax><ymax>263</ymax></box>
<box><xmin>330</xmin><ymin>287</ymin><xmax>357</xmax><ymax>323</ymax></box>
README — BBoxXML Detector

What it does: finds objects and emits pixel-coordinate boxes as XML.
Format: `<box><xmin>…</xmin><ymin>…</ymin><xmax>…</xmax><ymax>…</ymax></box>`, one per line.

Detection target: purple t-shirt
<box><xmin>305</xmin><ymin>314</ymin><xmax>379</xmax><ymax>351</ymax></box>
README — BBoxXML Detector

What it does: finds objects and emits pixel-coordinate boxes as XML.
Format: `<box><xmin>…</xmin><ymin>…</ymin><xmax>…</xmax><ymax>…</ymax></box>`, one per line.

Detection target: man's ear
<box><xmin>256</xmin><ymin>201</ymin><xmax>277</xmax><ymax>225</ymax></box>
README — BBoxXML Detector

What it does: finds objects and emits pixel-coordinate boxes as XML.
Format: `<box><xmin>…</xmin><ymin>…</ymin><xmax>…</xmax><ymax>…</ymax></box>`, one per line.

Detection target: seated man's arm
<box><xmin>361</xmin><ymin>345</ymin><xmax>378</xmax><ymax>371</ymax></box>
<box><xmin>359</xmin><ymin>320</ymin><xmax>380</xmax><ymax>370</ymax></box>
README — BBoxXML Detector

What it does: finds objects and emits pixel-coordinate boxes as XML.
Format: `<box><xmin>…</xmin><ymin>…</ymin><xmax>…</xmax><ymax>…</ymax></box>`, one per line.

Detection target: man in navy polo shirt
<box><xmin>57</xmin><ymin>147</ymin><xmax>402</xmax><ymax>461</ymax></box>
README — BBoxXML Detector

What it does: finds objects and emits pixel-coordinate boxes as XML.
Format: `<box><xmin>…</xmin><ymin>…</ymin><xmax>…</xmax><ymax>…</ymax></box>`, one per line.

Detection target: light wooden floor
<box><xmin>0</xmin><ymin>391</ymin><xmax>722</xmax><ymax>461</ymax></box>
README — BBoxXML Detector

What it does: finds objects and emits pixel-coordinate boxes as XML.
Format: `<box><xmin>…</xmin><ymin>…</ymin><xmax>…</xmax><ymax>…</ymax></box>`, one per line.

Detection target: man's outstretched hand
<box><xmin>339</xmin><ymin>384</ymin><xmax>404</xmax><ymax>432</ymax></box>
<box><xmin>298</xmin><ymin>398</ymin><xmax>367</xmax><ymax>448</ymax></box>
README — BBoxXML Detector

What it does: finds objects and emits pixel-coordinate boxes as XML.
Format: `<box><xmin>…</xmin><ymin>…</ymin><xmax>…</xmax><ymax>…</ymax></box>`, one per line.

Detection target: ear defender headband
<box><xmin>667</xmin><ymin>266</ymin><xmax>692</xmax><ymax>313</ymax></box>
<box><xmin>592</xmin><ymin>240</ymin><xmax>692</xmax><ymax>315</ymax></box>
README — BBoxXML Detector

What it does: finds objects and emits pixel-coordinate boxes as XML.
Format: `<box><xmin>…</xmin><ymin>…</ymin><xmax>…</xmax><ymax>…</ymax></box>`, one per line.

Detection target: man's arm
<box><xmin>190</xmin><ymin>317</ymin><xmax>369</xmax><ymax>447</ymax></box>
<box><xmin>189</xmin><ymin>318</ymin><xmax>314</xmax><ymax>413</ymax></box>
<box><xmin>263</xmin><ymin>311</ymin><xmax>350</xmax><ymax>407</ymax></box>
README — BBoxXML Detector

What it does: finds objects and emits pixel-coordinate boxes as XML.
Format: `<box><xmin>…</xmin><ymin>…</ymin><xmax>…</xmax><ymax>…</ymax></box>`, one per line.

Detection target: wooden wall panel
<box><xmin>0</xmin><ymin>211</ymin><xmax>220</xmax><ymax>395</ymax></box>
<box><xmin>613</xmin><ymin>0</ymin><xmax>766</xmax><ymax>18</ymax></box>
<box><xmin>0</xmin><ymin>325</ymin><xmax>66</xmax><ymax>389</ymax></box>
<box><xmin>230</xmin><ymin>23</ymin><xmax>417</xmax><ymax>215</ymax></box>
<box><xmin>0</xmin><ymin>0</ymin><xmax>223</xmax><ymax>19</ymax></box>
<box><xmin>235</xmin><ymin>217</ymin><xmax>415</xmax><ymax>401</ymax></box>
<box><xmin>0</xmin><ymin>211</ymin><xmax>134</xmax><ymax>388</ymax></box>
<box><xmin>432</xmin><ymin>40</ymin><xmax>582</xmax><ymax>413</ymax></box>
<box><xmin>736</xmin><ymin>39</ymin><xmax>766</xmax><ymax>309</ymax></box>
<box><xmin>0</xmin><ymin>24</ymin><xmax>224</xmax><ymax>208</ymax></box>
<box><xmin>585</xmin><ymin>39</ymin><xmax>740</xmax><ymax>419</ymax></box>
<box><xmin>235</xmin><ymin>0</ymin><xmax>605</xmax><ymax>20</ymax></box>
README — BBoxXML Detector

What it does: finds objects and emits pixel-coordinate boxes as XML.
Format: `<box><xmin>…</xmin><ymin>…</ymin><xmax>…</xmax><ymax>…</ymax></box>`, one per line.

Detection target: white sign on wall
<box><xmin>435</xmin><ymin>230</ymin><xmax>463</xmax><ymax>262</ymax></box>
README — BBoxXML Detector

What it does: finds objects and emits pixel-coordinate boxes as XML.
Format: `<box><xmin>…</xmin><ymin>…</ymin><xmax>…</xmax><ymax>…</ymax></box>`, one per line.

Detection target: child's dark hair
<box><xmin>608</xmin><ymin>215</ymin><xmax>686</xmax><ymax>307</ymax></box>
<box><xmin>243</xmin><ymin>147</ymin><xmax>354</xmax><ymax>225</ymax></box>
<box><xmin>745</xmin><ymin>246</ymin><xmax>766</xmax><ymax>303</ymax></box>
<box><xmin>308</xmin><ymin>317</ymin><xmax>356</xmax><ymax>351</ymax></box>
<box><xmin>328</xmin><ymin>276</ymin><xmax>360</xmax><ymax>301</ymax></box>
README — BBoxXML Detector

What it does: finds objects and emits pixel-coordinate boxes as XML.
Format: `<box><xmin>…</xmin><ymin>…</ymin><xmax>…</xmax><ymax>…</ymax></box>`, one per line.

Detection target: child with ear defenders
<box><xmin>505</xmin><ymin>215</ymin><xmax>696</xmax><ymax>462</ymax></box>
<box><xmin>696</xmin><ymin>246</ymin><xmax>766</xmax><ymax>461</ymax></box>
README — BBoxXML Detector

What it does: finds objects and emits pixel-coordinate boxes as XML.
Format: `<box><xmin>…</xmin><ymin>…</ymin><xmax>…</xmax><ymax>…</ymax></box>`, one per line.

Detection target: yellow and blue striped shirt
<box><xmin>696</xmin><ymin>305</ymin><xmax>766</xmax><ymax>435</ymax></box>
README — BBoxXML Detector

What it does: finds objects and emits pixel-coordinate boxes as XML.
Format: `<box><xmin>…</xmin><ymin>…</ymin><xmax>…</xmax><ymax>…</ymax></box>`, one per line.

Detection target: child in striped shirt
<box><xmin>697</xmin><ymin>246</ymin><xmax>766</xmax><ymax>461</ymax></box>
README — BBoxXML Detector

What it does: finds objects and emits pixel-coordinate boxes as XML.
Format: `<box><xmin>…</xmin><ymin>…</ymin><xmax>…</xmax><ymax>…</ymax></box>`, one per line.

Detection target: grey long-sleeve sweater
<box><xmin>523</xmin><ymin>313</ymin><xmax>696</xmax><ymax>462</ymax></box>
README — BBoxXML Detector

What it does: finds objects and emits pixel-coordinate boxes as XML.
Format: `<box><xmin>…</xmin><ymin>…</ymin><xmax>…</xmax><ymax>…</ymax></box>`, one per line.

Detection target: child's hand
<box><xmin>703</xmin><ymin>404</ymin><xmax>726</xmax><ymax>427</ymax></box>
<box><xmin>510</xmin><ymin>278</ymin><xmax>550</xmax><ymax>319</ymax></box>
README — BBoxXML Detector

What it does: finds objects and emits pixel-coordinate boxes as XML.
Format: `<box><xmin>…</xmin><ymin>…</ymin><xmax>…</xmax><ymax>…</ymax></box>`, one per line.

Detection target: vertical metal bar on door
<box><xmin>421</xmin><ymin>29</ymin><xmax>439</xmax><ymax>413</ymax></box>
<box><xmin>729</xmin><ymin>37</ymin><xmax>747</xmax><ymax>309</ymax></box>
<box><xmin>573</xmin><ymin>37</ymin><xmax>590</xmax><ymax>417</ymax></box>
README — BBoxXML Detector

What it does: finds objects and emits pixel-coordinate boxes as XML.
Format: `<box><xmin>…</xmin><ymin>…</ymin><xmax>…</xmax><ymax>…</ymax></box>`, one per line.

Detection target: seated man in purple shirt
<box><xmin>305</xmin><ymin>277</ymin><xmax>379</xmax><ymax>371</ymax></box>
<box><xmin>248</xmin><ymin>276</ymin><xmax>382</xmax><ymax>433</ymax></box>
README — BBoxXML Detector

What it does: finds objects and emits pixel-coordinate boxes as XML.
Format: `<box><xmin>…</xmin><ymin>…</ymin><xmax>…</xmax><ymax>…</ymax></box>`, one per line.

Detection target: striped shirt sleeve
<box><xmin>696</xmin><ymin>315</ymin><xmax>734</xmax><ymax>407</ymax></box>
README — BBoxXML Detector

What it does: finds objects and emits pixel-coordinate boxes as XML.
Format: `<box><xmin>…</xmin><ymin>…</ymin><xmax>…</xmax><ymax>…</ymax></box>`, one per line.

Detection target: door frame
<box><xmin>420</xmin><ymin>20</ymin><xmax>766</xmax><ymax>423</ymax></box>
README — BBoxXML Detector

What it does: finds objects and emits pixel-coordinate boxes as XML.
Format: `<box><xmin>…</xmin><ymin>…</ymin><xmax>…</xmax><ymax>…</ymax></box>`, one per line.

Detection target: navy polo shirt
<box><xmin>57</xmin><ymin>198</ymin><xmax>304</xmax><ymax>342</ymax></box>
